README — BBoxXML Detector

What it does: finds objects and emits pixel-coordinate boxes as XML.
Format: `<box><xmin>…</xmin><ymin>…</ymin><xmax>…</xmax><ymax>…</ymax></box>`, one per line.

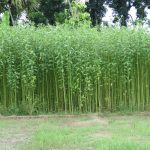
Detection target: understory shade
<box><xmin>0</xmin><ymin>25</ymin><xmax>150</xmax><ymax>113</ymax></box>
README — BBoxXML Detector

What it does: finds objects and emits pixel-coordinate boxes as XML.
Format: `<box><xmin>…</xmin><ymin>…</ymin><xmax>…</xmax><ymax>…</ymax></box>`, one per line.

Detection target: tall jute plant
<box><xmin>0</xmin><ymin>25</ymin><xmax>150</xmax><ymax>114</ymax></box>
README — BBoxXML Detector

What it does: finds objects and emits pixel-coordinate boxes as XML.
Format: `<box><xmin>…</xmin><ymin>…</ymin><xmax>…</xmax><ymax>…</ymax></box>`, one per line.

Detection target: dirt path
<box><xmin>0</xmin><ymin>120</ymin><xmax>36</xmax><ymax>150</ymax></box>
<box><xmin>0</xmin><ymin>114</ymin><xmax>98</xmax><ymax>120</ymax></box>
<box><xmin>0</xmin><ymin>126</ymin><xmax>33</xmax><ymax>150</ymax></box>
<box><xmin>0</xmin><ymin>132</ymin><xmax>31</xmax><ymax>150</ymax></box>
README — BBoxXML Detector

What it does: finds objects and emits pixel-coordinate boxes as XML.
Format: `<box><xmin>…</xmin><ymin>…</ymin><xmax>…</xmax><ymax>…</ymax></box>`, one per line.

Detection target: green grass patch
<box><xmin>0</xmin><ymin>114</ymin><xmax>150</xmax><ymax>150</ymax></box>
<box><xmin>93</xmin><ymin>138</ymin><xmax>150</xmax><ymax>150</ymax></box>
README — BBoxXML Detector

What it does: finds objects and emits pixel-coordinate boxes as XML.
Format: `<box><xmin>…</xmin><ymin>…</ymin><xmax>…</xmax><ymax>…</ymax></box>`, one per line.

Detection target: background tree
<box><xmin>86</xmin><ymin>0</ymin><xmax>106</xmax><ymax>26</ymax></box>
<box><xmin>107</xmin><ymin>0</ymin><xmax>150</xmax><ymax>26</ymax></box>
<box><xmin>63</xmin><ymin>1</ymin><xmax>91</xmax><ymax>26</ymax></box>
<box><xmin>134</xmin><ymin>0</ymin><xmax>150</xmax><ymax>20</ymax></box>
<box><xmin>107</xmin><ymin>0</ymin><xmax>132</xmax><ymax>26</ymax></box>
<box><xmin>28</xmin><ymin>11</ymin><xmax>48</xmax><ymax>26</ymax></box>
<box><xmin>0</xmin><ymin>0</ymin><xmax>37</xmax><ymax>26</ymax></box>
<box><xmin>29</xmin><ymin>0</ymin><xmax>67</xmax><ymax>25</ymax></box>
<box><xmin>1</xmin><ymin>0</ymin><xmax>150</xmax><ymax>27</ymax></box>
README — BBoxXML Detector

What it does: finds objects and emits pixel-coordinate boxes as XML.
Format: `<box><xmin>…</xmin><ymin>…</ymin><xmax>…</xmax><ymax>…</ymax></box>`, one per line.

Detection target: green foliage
<box><xmin>108</xmin><ymin>0</ymin><xmax>130</xmax><ymax>26</ymax></box>
<box><xmin>0</xmin><ymin>11</ymin><xmax>9</xmax><ymax>27</ymax></box>
<box><xmin>0</xmin><ymin>25</ymin><xmax>150</xmax><ymax>114</ymax></box>
<box><xmin>66</xmin><ymin>1</ymin><xmax>91</xmax><ymax>25</ymax></box>
<box><xmin>56</xmin><ymin>1</ymin><xmax>91</xmax><ymax>26</ymax></box>
<box><xmin>29</xmin><ymin>0</ymin><xmax>90</xmax><ymax>26</ymax></box>
<box><xmin>0</xmin><ymin>0</ymin><xmax>38</xmax><ymax>26</ymax></box>
<box><xmin>0</xmin><ymin>103</ymin><xmax>7</xmax><ymax>115</ymax></box>
<box><xmin>86</xmin><ymin>0</ymin><xmax>106</xmax><ymax>26</ymax></box>
<box><xmin>107</xmin><ymin>0</ymin><xmax>150</xmax><ymax>26</ymax></box>
<box><xmin>55</xmin><ymin>9</ymin><xmax>69</xmax><ymax>24</ymax></box>
<box><xmin>29</xmin><ymin>11</ymin><xmax>48</xmax><ymax>26</ymax></box>
<box><xmin>35</xmin><ymin>0</ymin><xmax>67</xmax><ymax>25</ymax></box>
<box><xmin>1</xmin><ymin>0</ymin><xmax>150</xmax><ymax>27</ymax></box>
<box><xmin>94</xmin><ymin>138</ymin><xmax>150</xmax><ymax>150</ymax></box>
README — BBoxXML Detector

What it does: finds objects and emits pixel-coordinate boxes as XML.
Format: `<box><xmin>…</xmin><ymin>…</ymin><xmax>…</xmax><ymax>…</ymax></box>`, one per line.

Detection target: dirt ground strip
<box><xmin>0</xmin><ymin>114</ymin><xmax>97</xmax><ymax>120</ymax></box>
<box><xmin>0</xmin><ymin>119</ymin><xmax>36</xmax><ymax>150</ymax></box>
<box><xmin>0</xmin><ymin>112</ymin><xmax>150</xmax><ymax>119</ymax></box>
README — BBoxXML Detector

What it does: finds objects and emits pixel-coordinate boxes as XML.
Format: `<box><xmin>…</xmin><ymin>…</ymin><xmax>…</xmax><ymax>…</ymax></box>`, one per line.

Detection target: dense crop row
<box><xmin>0</xmin><ymin>25</ymin><xmax>150</xmax><ymax>114</ymax></box>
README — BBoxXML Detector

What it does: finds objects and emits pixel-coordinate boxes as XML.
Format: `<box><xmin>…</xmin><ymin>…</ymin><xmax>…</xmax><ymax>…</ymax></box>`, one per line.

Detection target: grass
<box><xmin>0</xmin><ymin>113</ymin><xmax>150</xmax><ymax>150</ymax></box>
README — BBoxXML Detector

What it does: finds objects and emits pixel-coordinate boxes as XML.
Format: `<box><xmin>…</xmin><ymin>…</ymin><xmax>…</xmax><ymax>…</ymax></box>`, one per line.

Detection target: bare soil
<box><xmin>0</xmin><ymin>126</ymin><xmax>32</xmax><ymax>150</ymax></box>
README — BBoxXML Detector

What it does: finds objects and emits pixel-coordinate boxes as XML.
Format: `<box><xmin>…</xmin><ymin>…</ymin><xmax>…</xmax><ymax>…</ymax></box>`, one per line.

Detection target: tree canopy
<box><xmin>107</xmin><ymin>0</ymin><xmax>150</xmax><ymax>26</ymax></box>
<box><xmin>0</xmin><ymin>0</ymin><xmax>150</xmax><ymax>26</ymax></box>
<box><xmin>0</xmin><ymin>0</ymin><xmax>37</xmax><ymax>25</ymax></box>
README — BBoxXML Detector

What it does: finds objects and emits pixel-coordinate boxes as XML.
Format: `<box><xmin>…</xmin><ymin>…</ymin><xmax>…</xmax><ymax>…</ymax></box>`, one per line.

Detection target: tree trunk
<box><xmin>8</xmin><ymin>0</ymin><xmax>14</xmax><ymax>26</ymax></box>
